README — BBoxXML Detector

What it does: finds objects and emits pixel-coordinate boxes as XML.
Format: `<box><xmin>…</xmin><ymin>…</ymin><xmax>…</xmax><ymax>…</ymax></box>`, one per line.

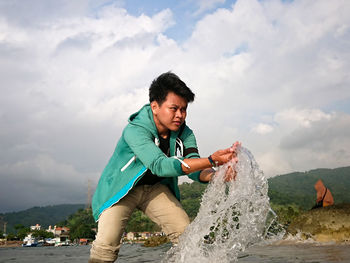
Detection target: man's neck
<box><xmin>159</xmin><ymin>130</ymin><xmax>169</xmax><ymax>139</ymax></box>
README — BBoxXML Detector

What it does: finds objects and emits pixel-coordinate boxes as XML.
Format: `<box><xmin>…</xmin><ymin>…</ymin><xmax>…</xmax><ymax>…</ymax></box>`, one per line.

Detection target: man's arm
<box><xmin>199</xmin><ymin>165</ymin><xmax>237</xmax><ymax>182</ymax></box>
<box><xmin>124</xmin><ymin>125</ymin><xmax>183</xmax><ymax>177</ymax></box>
<box><xmin>181</xmin><ymin>147</ymin><xmax>234</xmax><ymax>174</ymax></box>
<box><xmin>184</xmin><ymin>142</ymin><xmax>241</xmax><ymax>182</ymax></box>
<box><xmin>199</xmin><ymin>168</ymin><xmax>215</xmax><ymax>182</ymax></box>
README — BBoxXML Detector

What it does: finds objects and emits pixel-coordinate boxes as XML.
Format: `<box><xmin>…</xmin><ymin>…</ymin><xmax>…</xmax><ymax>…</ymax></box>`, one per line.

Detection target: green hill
<box><xmin>1</xmin><ymin>166</ymin><xmax>349</xmax><ymax>235</ymax></box>
<box><xmin>0</xmin><ymin>204</ymin><xmax>84</xmax><ymax>234</ymax></box>
<box><xmin>268</xmin><ymin>166</ymin><xmax>350</xmax><ymax>210</ymax></box>
<box><xmin>179</xmin><ymin>181</ymin><xmax>207</xmax><ymax>219</ymax></box>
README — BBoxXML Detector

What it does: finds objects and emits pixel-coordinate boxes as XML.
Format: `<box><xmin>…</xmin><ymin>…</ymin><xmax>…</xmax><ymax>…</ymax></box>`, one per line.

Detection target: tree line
<box><xmin>3</xmin><ymin>166</ymin><xmax>349</xmax><ymax>240</ymax></box>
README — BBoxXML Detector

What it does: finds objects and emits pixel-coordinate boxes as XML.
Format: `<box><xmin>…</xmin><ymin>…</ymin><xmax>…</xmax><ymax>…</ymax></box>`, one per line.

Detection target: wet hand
<box><xmin>231</xmin><ymin>141</ymin><xmax>241</xmax><ymax>163</ymax></box>
<box><xmin>223</xmin><ymin>165</ymin><xmax>237</xmax><ymax>182</ymax></box>
<box><xmin>210</xmin><ymin>147</ymin><xmax>234</xmax><ymax>166</ymax></box>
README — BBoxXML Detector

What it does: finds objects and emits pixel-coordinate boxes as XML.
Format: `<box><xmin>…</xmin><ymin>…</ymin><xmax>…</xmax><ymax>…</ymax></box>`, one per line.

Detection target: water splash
<box><xmin>164</xmin><ymin>147</ymin><xmax>283</xmax><ymax>263</ymax></box>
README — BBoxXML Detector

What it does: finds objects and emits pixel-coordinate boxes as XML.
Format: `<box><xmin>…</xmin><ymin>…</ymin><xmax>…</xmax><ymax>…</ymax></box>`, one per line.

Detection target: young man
<box><xmin>89</xmin><ymin>72</ymin><xmax>238</xmax><ymax>263</ymax></box>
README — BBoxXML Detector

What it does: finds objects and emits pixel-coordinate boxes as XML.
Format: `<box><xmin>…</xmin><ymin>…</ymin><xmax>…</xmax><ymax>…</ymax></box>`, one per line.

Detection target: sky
<box><xmin>0</xmin><ymin>0</ymin><xmax>349</xmax><ymax>213</ymax></box>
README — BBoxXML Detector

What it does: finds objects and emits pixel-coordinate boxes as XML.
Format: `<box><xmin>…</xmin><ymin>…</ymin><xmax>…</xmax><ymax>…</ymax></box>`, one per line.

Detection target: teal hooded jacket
<box><xmin>92</xmin><ymin>104</ymin><xmax>204</xmax><ymax>221</ymax></box>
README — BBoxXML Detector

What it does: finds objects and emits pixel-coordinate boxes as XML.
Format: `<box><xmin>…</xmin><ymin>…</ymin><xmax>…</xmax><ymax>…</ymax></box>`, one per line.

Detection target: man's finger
<box><xmin>226</xmin><ymin>147</ymin><xmax>234</xmax><ymax>153</ymax></box>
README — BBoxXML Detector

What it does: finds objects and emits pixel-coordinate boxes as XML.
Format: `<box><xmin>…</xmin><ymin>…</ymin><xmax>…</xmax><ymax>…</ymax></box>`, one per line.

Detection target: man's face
<box><xmin>151</xmin><ymin>92</ymin><xmax>188</xmax><ymax>136</ymax></box>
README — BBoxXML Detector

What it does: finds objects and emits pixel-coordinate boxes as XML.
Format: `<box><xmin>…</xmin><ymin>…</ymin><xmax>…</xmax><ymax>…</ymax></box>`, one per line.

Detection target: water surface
<box><xmin>1</xmin><ymin>243</ymin><xmax>349</xmax><ymax>263</ymax></box>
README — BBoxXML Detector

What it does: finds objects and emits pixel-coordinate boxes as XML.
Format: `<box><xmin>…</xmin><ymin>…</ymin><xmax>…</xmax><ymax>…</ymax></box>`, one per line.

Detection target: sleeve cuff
<box><xmin>185</xmin><ymin>152</ymin><xmax>200</xmax><ymax>159</ymax></box>
<box><xmin>174</xmin><ymin>158</ymin><xmax>184</xmax><ymax>175</ymax></box>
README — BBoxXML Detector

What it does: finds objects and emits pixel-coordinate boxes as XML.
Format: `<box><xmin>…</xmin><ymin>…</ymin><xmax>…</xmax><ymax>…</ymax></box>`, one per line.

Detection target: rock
<box><xmin>287</xmin><ymin>203</ymin><xmax>350</xmax><ymax>242</ymax></box>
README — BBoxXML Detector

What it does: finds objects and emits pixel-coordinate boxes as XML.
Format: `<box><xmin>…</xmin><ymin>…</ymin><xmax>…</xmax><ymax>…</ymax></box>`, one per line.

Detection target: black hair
<box><xmin>149</xmin><ymin>72</ymin><xmax>195</xmax><ymax>105</ymax></box>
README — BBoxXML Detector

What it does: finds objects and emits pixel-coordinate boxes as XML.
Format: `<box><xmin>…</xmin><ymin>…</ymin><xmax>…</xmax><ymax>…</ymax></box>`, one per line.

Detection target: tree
<box><xmin>32</xmin><ymin>229</ymin><xmax>54</xmax><ymax>239</ymax></box>
<box><xmin>181</xmin><ymin>199</ymin><xmax>201</xmax><ymax>220</ymax></box>
<box><xmin>179</xmin><ymin>182</ymin><xmax>207</xmax><ymax>220</ymax></box>
<box><xmin>125</xmin><ymin>210</ymin><xmax>160</xmax><ymax>232</ymax></box>
<box><xmin>14</xmin><ymin>224</ymin><xmax>26</xmax><ymax>231</ymax></box>
<box><xmin>14</xmin><ymin>225</ymin><xmax>30</xmax><ymax>240</ymax></box>
<box><xmin>6</xmin><ymin>233</ymin><xmax>17</xmax><ymax>240</ymax></box>
<box><xmin>70</xmin><ymin>225</ymin><xmax>95</xmax><ymax>240</ymax></box>
<box><xmin>64</xmin><ymin>208</ymin><xmax>97</xmax><ymax>241</ymax></box>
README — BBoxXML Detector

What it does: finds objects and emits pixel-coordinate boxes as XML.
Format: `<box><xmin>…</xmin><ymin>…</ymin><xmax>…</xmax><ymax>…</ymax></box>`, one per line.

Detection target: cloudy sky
<box><xmin>0</xmin><ymin>0</ymin><xmax>349</xmax><ymax>213</ymax></box>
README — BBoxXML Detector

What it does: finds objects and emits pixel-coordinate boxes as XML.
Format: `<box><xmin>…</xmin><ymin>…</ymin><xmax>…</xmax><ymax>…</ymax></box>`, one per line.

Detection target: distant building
<box><xmin>126</xmin><ymin>232</ymin><xmax>136</xmax><ymax>240</ymax></box>
<box><xmin>30</xmin><ymin>224</ymin><xmax>41</xmax><ymax>231</ymax></box>
<box><xmin>47</xmin><ymin>225</ymin><xmax>70</xmax><ymax>237</ymax></box>
<box><xmin>46</xmin><ymin>226</ymin><xmax>71</xmax><ymax>246</ymax></box>
<box><xmin>79</xmin><ymin>238</ymin><xmax>89</xmax><ymax>245</ymax></box>
<box><xmin>124</xmin><ymin>231</ymin><xmax>164</xmax><ymax>241</ymax></box>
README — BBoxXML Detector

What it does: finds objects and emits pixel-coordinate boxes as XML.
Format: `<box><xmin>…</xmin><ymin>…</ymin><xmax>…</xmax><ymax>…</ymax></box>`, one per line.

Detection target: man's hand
<box><xmin>223</xmin><ymin>165</ymin><xmax>237</xmax><ymax>182</ymax></box>
<box><xmin>210</xmin><ymin>147</ymin><xmax>234</xmax><ymax>166</ymax></box>
<box><xmin>182</xmin><ymin>141</ymin><xmax>241</xmax><ymax>177</ymax></box>
<box><xmin>223</xmin><ymin>141</ymin><xmax>241</xmax><ymax>182</ymax></box>
<box><xmin>231</xmin><ymin>141</ymin><xmax>241</xmax><ymax>162</ymax></box>
<box><xmin>210</xmin><ymin>141</ymin><xmax>241</xmax><ymax>166</ymax></box>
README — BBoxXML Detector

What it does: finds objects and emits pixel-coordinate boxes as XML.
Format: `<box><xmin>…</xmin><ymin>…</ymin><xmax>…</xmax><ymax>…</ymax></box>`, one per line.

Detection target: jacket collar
<box><xmin>128</xmin><ymin>104</ymin><xmax>185</xmax><ymax>155</ymax></box>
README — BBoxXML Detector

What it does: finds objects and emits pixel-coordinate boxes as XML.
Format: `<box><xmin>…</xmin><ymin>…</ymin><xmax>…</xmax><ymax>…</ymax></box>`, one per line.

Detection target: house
<box><xmin>47</xmin><ymin>225</ymin><xmax>70</xmax><ymax>237</ymax></box>
<box><xmin>30</xmin><ymin>224</ymin><xmax>41</xmax><ymax>231</ymax></box>
<box><xmin>124</xmin><ymin>231</ymin><xmax>164</xmax><ymax>242</ymax></box>
<box><xmin>126</xmin><ymin>232</ymin><xmax>136</xmax><ymax>240</ymax></box>
<box><xmin>79</xmin><ymin>238</ymin><xmax>89</xmax><ymax>245</ymax></box>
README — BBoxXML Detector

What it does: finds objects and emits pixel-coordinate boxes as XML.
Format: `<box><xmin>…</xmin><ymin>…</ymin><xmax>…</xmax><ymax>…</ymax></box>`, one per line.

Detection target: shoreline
<box><xmin>0</xmin><ymin>241</ymin><xmax>23</xmax><ymax>248</ymax></box>
<box><xmin>1</xmin><ymin>239</ymin><xmax>350</xmax><ymax>248</ymax></box>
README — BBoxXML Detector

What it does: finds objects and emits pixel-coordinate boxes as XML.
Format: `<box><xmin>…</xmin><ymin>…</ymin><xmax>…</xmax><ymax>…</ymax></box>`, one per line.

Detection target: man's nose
<box><xmin>175</xmin><ymin>109</ymin><xmax>183</xmax><ymax>118</ymax></box>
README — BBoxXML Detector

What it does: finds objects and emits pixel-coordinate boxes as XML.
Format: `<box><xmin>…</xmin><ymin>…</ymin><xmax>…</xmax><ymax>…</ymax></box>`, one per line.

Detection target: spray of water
<box><xmin>163</xmin><ymin>146</ymin><xmax>282</xmax><ymax>263</ymax></box>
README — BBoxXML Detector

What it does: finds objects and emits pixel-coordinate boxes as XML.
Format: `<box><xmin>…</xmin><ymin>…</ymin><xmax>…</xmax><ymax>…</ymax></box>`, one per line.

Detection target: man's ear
<box><xmin>150</xmin><ymin>101</ymin><xmax>158</xmax><ymax>114</ymax></box>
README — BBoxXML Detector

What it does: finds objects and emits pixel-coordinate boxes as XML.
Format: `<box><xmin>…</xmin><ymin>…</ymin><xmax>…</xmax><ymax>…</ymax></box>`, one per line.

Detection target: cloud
<box><xmin>192</xmin><ymin>0</ymin><xmax>226</xmax><ymax>15</ymax></box>
<box><xmin>0</xmin><ymin>154</ymin><xmax>96</xmax><ymax>212</ymax></box>
<box><xmin>0</xmin><ymin>0</ymin><xmax>350</xmax><ymax>211</ymax></box>
<box><xmin>275</xmin><ymin>108</ymin><xmax>332</xmax><ymax>128</ymax></box>
<box><xmin>279</xmin><ymin>111</ymin><xmax>350</xmax><ymax>153</ymax></box>
<box><xmin>252</xmin><ymin>123</ymin><xmax>274</xmax><ymax>134</ymax></box>
<box><xmin>0</xmin><ymin>3</ymin><xmax>176</xmax><ymax>212</ymax></box>
<box><xmin>245</xmin><ymin>108</ymin><xmax>350</xmax><ymax>177</ymax></box>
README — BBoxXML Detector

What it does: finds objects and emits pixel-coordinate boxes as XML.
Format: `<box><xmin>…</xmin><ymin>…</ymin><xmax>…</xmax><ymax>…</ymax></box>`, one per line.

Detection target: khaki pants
<box><xmin>89</xmin><ymin>183</ymin><xmax>190</xmax><ymax>262</ymax></box>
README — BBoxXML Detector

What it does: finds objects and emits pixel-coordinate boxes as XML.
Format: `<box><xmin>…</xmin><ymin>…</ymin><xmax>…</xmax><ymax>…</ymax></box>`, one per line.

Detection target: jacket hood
<box><xmin>128</xmin><ymin>104</ymin><xmax>184</xmax><ymax>139</ymax></box>
<box><xmin>128</xmin><ymin>104</ymin><xmax>158</xmax><ymax>137</ymax></box>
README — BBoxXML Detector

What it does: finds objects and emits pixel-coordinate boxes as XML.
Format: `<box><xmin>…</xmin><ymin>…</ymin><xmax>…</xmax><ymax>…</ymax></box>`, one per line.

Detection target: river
<box><xmin>0</xmin><ymin>243</ymin><xmax>349</xmax><ymax>263</ymax></box>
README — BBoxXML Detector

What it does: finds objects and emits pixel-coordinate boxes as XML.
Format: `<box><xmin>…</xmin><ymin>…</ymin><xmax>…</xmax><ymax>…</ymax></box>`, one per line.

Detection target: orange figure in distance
<box><xmin>313</xmin><ymin>179</ymin><xmax>334</xmax><ymax>208</ymax></box>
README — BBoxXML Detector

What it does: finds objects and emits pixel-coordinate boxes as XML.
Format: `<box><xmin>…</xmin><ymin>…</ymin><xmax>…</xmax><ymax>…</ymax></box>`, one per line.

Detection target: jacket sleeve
<box><xmin>123</xmin><ymin>124</ymin><xmax>184</xmax><ymax>177</ymax></box>
<box><xmin>181</xmin><ymin>127</ymin><xmax>208</xmax><ymax>183</ymax></box>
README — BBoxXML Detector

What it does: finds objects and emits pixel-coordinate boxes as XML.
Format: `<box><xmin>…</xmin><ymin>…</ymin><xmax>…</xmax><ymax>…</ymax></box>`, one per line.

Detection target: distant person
<box><xmin>89</xmin><ymin>72</ymin><xmax>239</xmax><ymax>263</ymax></box>
<box><xmin>312</xmin><ymin>179</ymin><xmax>334</xmax><ymax>209</ymax></box>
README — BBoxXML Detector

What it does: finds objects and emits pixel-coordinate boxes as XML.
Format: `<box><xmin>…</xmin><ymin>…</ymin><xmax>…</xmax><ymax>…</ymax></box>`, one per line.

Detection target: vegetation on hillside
<box><xmin>1</xmin><ymin>166</ymin><xmax>349</xmax><ymax>238</ymax></box>
<box><xmin>57</xmin><ymin>208</ymin><xmax>97</xmax><ymax>241</ymax></box>
<box><xmin>268</xmin><ymin>167</ymin><xmax>350</xmax><ymax>210</ymax></box>
<box><xmin>125</xmin><ymin>210</ymin><xmax>160</xmax><ymax>232</ymax></box>
<box><xmin>5</xmin><ymin>224</ymin><xmax>54</xmax><ymax>241</ymax></box>
<box><xmin>0</xmin><ymin>204</ymin><xmax>84</xmax><ymax>234</ymax></box>
<box><xmin>179</xmin><ymin>182</ymin><xmax>207</xmax><ymax>219</ymax></box>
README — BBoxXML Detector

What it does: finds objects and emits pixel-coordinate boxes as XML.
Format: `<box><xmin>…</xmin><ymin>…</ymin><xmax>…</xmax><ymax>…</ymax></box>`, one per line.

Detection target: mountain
<box><xmin>1</xmin><ymin>166</ymin><xmax>349</xmax><ymax>235</ymax></box>
<box><xmin>268</xmin><ymin>166</ymin><xmax>350</xmax><ymax>210</ymax></box>
<box><xmin>0</xmin><ymin>204</ymin><xmax>84</xmax><ymax>234</ymax></box>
